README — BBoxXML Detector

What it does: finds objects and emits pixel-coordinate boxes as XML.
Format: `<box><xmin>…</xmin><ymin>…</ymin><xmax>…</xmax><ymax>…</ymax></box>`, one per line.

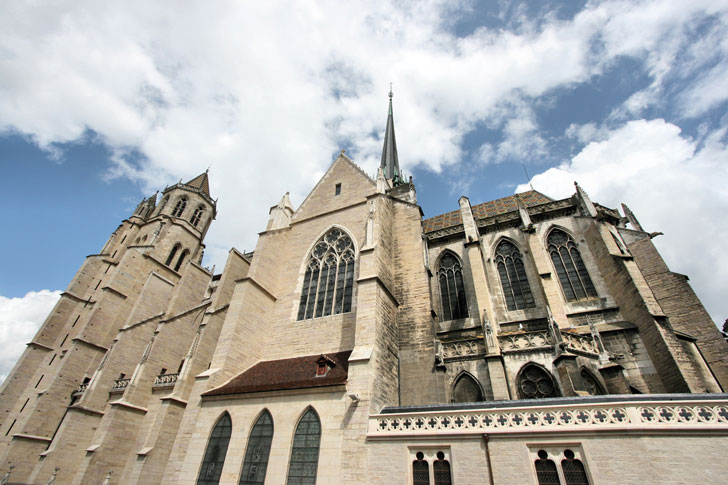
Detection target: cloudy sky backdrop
<box><xmin>1</xmin><ymin>0</ymin><xmax>727</xmax><ymax>381</ymax></box>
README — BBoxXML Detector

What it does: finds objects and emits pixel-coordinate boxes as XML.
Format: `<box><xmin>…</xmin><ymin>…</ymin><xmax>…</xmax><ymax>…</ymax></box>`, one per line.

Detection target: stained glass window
<box><xmin>562</xmin><ymin>449</ymin><xmax>590</xmax><ymax>485</ymax></box>
<box><xmin>433</xmin><ymin>451</ymin><xmax>452</xmax><ymax>485</ymax></box>
<box><xmin>437</xmin><ymin>252</ymin><xmax>468</xmax><ymax>321</ymax></box>
<box><xmin>286</xmin><ymin>408</ymin><xmax>321</xmax><ymax>484</ymax></box>
<box><xmin>412</xmin><ymin>452</ymin><xmax>430</xmax><ymax>485</ymax></box>
<box><xmin>518</xmin><ymin>364</ymin><xmax>559</xmax><ymax>399</ymax></box>
<box><xmin>297</xmin><ymin>228</ymin><xmax>355</xmax><ymax>320</ymax></box>
<box><xmin>239</xmin><ymin>411</ymin><xmax>274</xmax><ymax>485</ymax></box>
<box><xmin>172</xmin><ymin>197</ymin><xmax>188</xmax><ymax>217</ymax></box>
<box><xmin>547</xmin><ymin>230</ymin><xmax>597</xmax><ymax>302</ymax></box>
<box><xmin>495</xmin><ymin>240</ymin><xmax>535</xmax><ymax>311</ymax></box>
<box><xmin>197</xmin><ymin>412</ymin><xmax>232</xmax><ymax>485</ymax></box>
<box><xmin>535</xmin><ymin>450</ymin><xmax>560</xmax><ymax>485</ymax></box>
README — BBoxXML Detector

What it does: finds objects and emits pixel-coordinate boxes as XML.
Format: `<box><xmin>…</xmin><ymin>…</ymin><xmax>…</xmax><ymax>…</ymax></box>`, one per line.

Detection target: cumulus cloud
<box><xmin>0</xmin><ymin>290</ymin><xmax>61</xmax><ymax>383</ymax></box>
<box><xmin>518</xmin><ymin>119</ymin><xmax>728</xmax><ymax>323</ymax></box>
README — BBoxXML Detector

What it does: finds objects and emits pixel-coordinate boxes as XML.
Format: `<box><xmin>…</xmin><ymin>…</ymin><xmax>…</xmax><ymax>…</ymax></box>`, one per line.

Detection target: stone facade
<box><xmin>1</xmin><ymin>109</ymin><xmax>727</xmax><ymax>484</ymax></box>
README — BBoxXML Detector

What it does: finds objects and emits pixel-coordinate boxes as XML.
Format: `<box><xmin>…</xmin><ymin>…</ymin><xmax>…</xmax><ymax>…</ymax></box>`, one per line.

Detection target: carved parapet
<box><xmin>498</xmin><ymin>330</ymin><xmax>555</xmax><ymax>353</ymax></box>
<box><xmin>153</xmin><ymin>373</ymin><xmax>179</xmax><ymax>388</ymax></box>
<box><xmin>441</xmin><ymin>339</ymin><xmax>486</xmax><ymax>362</ymax></box>
<box><xmin>110</xmin><ymin>378</ymin><xmax>130</xmax><ymax>393</ymax></box>
<box><xmin>561</xmin><ymin>332</ymin><xmax>600</xmax><ymax>356</ymax></box>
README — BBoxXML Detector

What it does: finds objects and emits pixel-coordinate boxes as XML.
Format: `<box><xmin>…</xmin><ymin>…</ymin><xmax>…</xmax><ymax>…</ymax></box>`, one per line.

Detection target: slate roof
<box><xmin>184</xmin><ymin>171</ymin><xmax>211</xmax><ymax>197</ymax></box>
<box><xmin>203</xmin><ymin>350</ymin><xmax>352</xmax><ymax>397</ymax></box>
<box><xmin>423</xmin><ymin>190</ymin><xmax>553</xmax><ymax>233</ymax></box>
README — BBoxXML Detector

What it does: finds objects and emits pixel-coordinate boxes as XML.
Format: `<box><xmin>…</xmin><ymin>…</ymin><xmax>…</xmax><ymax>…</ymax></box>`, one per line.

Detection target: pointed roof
<box><xmin>380</xmin><ymin>88</ymin><xmax>401</xmax><ymax>182</ymax></box>
<box><xmin>184</xmin><ymin>171</ymin><xmax>210</xmax><ymax>196</ymax></box>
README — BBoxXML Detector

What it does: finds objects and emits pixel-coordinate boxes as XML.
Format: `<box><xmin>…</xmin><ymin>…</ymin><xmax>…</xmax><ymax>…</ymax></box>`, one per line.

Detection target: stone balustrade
<box><xmin>369</xmin><ymin>395</ymin><xmax>728</xmax><ymax>437</ymax></box>
<box><xmin>110</xmin><ymin>378</ymin><xmax>130</xmax><ymax>392</ymax></box>
<box><xmin>153</xmin><ymin>372</ymin><xmax>179</xmax><ymax>388</ymax></box>
<box><xmin>72</xmin><ymin>382</ymin><xmax>88</xmax><ymax>396</ymax></box>
<box><xmin>497</xmin><ymin>329</ymin><xmax>599</xmax><ymax>355</ymax></box>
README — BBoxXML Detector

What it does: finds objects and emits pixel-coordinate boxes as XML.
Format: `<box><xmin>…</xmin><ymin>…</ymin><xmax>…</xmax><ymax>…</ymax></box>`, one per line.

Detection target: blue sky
<box><xmin>1</xmin><ymin>0</ymin><xmax>728</xmax><ymax>378</ymax></box>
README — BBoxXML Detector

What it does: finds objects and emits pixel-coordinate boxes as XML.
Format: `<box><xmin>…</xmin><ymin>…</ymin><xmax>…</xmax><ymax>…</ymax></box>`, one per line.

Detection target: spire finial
<box><xmin>380</xmin><ymin>87</ymin><xmax>400</xmax><ymax>183</ymax></box>
<box><xmin>389</xmin><ymin>83</ymin><xmax>393</xmax><ymax>98</ymax></box>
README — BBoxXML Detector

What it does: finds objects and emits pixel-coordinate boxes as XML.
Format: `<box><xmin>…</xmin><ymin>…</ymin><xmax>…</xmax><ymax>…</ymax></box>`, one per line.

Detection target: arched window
<box><xmin>412</xmin><ymin>452</ymin><xmax>430</xmax><ymax>485</ymax></box>
<box><xmin>517</xmin><ymin>363</ymin><xmax>559</xmax><ymax>399</ymax></box>
<box><xmin>580</xmin><ymin>368</ymin><xmax>605</xmax><ymax>396</ymax></box>
<box><xmin>547</xmin><ymin>229</ymin><xmax>597</xmax><ymax>302</ymax></box>
<box><xmin>239</xmin><ymin>410</ymin><xmax>274</xmax><ymax>485</ymax></box>
<box><xmin>191</xmin><ymin>205</ymin><xmax>205</xmax><ymax>227</ymax></box>
<box><xmin>172</xmin><ymin>197</ymin><xmax>188</xmax><ymax>217</ymax></box>
<box><xmin>535</xmin><ymin>450</ymin><xmax>560</xmax><ymax>485</ymax></box>
<box><xmin>197</xmin><ymin>412</ymin><xmax>232</xmax><ymax>485</ymax></box>
<box><xmin>297</xmin><ymin>228</ymin><xmax>355</xmax><ymax>320</ymax></box>
<box><xmin>561</xmin><ymin>449</ymin><xmax>590</xmax><ymax>485</ymax></box>
<box><xmin>451</xmin><ymin>373</ymin><xmax>483</xmax><ymax>403</ymax></box>
<box><xmin>437</xmin><ymin>252</ymin><xmax>468</xmax><ymax>321</ymax></box>
<box><xmin>286</xmin><ymin>408</ymin><xmax>321</xmax><ymax>484</ymax></box>
<box><xmin>495</xmin><ymin>240</ymin><xmax>535</xmax><ymax>311</ymax></box>
<box><xmin>433</xmin><ymin>451</ymin><xmax>452</xmax><ymax>485</ymax></box>
<box><xmin>166</xmin><ymin>244</ymin><xmax>181</xmax><ymax>266</ymax></box>
<box><xmin>174</xmin><ymin>249</ymin><xmax>190</xmax><ymax>272</ymax></box>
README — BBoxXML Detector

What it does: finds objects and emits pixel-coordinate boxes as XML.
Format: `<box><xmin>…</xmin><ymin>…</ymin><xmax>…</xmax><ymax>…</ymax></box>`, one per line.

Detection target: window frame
<box><xmin>286</xmin><ymin>407</ymin><xmax>321</xmax><ymax>485</ymax></box>
<box><xmin>546</xmin><ymin>228</ymin><xmax>598</xmax><ymax>303</ymax></box>
<box><xmin>516</xmin><ymin>362</ymin><xmax>560</xmax><ymax>400</ymax></box>
<box><xmin>239</xmin><ymin>409</ymin><xmax>274</xmax><ymax>485</ymax></box>
<box><xmin>196</xmin><ymin>411</ymin><xmax>233</xmax><ymax>485</ymax></box>
<box><xmin>529</xmin><ymin>445</ymin><xmax>592</xmax><ymax>485</ymax></box>
<box><xmin>493</xmin><ymin>238</ymin><xmax>536</xmax><ymax>311</ymax></box>
<box><xmin>408</xmin><ymin>446</ymin><xmax>453</xmax><ymax>485</ymax></box>
<box><xmin>436</xmin><ymin>250</ymin><xmax>469</xmax><ymax>322</ymax></box>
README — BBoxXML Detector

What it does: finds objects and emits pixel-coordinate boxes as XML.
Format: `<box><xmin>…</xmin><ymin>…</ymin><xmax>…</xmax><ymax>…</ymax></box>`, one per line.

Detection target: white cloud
<box><xmin>518</xmin><ymin>119</ymin><xmax>728</xmax><ymax>324</ymax></box>
<box><xmin>0</xmin><ymin>290</ymin><xmax>61</xmax><ymax>383</ymax></box>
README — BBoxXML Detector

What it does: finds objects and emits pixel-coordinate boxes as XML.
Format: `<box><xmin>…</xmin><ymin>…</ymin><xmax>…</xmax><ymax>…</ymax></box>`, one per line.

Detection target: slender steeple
<box><xmin>184</xmin><ymin>170</ymin><xmax>211</xmax><ymax>197</ymax></box>
<box><xmin>380</xmin><ymin>87</ymin><xmax>401</xmax><ymax>184</ymax></box>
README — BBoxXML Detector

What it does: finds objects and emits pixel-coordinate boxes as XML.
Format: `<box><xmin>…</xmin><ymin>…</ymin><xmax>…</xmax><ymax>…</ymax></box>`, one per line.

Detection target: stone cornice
<box><xmin>70</xmin><ymin>337</ymin><xmax>109</xmax><ymax>353</ymax></box>
<box><xmin>235</xmin><ymin>276</ymin><xmax>277</xmax><ymax>301</ymax></box>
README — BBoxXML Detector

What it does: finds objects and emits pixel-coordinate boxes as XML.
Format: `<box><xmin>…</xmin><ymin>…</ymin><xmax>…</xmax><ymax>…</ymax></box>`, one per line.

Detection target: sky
<box><xmin>1</xmin><ymin>0</ymin><xmax>727</xmax><ymax>380</ymax></box>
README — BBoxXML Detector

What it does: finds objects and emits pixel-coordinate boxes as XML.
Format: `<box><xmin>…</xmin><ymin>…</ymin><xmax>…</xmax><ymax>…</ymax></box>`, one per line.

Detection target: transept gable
<box><xmin>292</xmin><ymin>152</ymin><xmax>376</xmax><ymax>223</ymax></box>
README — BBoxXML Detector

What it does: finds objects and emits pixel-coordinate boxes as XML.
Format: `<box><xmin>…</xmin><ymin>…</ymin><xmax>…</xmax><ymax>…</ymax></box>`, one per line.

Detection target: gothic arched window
<box><xmin>197</xmin><ymin>412</ymin><xmax>232</xmax><ymax>485</ymax></box>
<box><xmin>580</xmin><ymin>368</ymin><xmax>605</xmax><ymax>396</ymax></box>
<box><xmin>437</xmin><ymin>252</ymin><xmax>468</xmax><ymax>321</ymax></box>
<box><xmin>286</xmin><ymin>408</ymin><xmax>321</xmax><ymax>484</ymax></box>
<box><xmin>547</xmin><ymin>229</ymin><xmax>597</xmax><ymax>302</ymax></box>
<box><xmin>166</xmin><ymin>244</ymin><xmax>181</xmax><ymax>266</ymax></box>
<box><xmin>297</xmin><ymin>228</ymin><xmax>355</xmax><ymax>320</ymax></box>
<box><xmin>517</xmin><ymin>363</ymin><xmax>559</xmax><ymax>399</ymax></box>
<box><xmin>239</xmin><ymin>410</ymin><xmax>274</xmax><ymax>485</ymax></box>
<box><xmin>535</xmin><ymin>450</ymin><xmax>560</xmax><ymax>485</ymax></box>
<box><xmin>412</xmin><ymin>452</ymin><xmax>430</xmax><ymax>485</ymax></box>
<box><xmin>191</xmin><ymin>206</ymin><xmax>205</xmax><ymax>227</ymax></box>
<box><xmin>495</xmin><ymin>240</ymin><xmax>535</xmax><ymax>311</ymax></box>
<box><xmin>561</xmin><ymin>449</ymin><xmax>590</xmax><ymax>485</ymax></box>
<box><xmin>172</xmin><ymin>196</ymin><xmax>188</xmax><ymax>218</ymax></box>
<box><xmin>174</xmin><ymin>249</ymin><xmax>190</xmax><ymax>272</ymax></box>
<box><xmin>451</xmin><ymin>373</ymin><xmax>483</xmax><ymax>403</ymax></box>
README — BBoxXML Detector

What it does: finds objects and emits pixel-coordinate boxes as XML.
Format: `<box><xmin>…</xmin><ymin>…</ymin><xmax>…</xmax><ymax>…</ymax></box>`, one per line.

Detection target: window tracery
<box><xmin>191</xmin><ymin>206</ymin><xmax>205</xmax><ymax>227</ymax></box>
<box><xmin>297</xmin><ymin>228</ymin><xmax>355</xmax><ymax>320</ymax></box>
<box><xmin>495</xmin><ymin>240</ymin><xmax>535</xmax><ymax>311</ymax></box>
<box><xmin>517</xmin><ymin>364</ymin><xmax>559</xmax><ymax>399</ymax></box>
<box><xmin>172</xmin><ymin>197</ymin><xmax>188</xmax><ymax>218</ymax></box>
<box><xmin>547</xmin><ymin>229</ymin><xmax>597</xmax><ymax>302</ymax></box>
<box><xmin>437</xmin><ymin>252</ymin><xmax>468</xmax><ymax>321</ymax></box>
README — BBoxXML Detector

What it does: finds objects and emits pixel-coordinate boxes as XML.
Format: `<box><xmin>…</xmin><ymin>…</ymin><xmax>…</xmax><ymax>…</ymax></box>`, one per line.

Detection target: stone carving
<box><xmin>498</xmin><ymin>330</ymin><xmax>554</xmax><ymax>352</ymax></box>
<box><xmin>153</xmin><ymin>373</ymin><xmax>179</xmax><ymax>387</ymax></box>
<box><xmin>110</xmin><ymin>378</ymin><xmax>130</xmax><ymax>392</ymax></box>
<box><xmin>441</xmin><ymin>339</ymin><xmax>485</xmax><ymax>361</ymax></box>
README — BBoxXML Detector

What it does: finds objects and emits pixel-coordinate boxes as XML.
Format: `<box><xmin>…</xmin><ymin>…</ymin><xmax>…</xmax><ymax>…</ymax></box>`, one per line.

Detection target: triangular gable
<box><xmin>292</xmin><ymin>152</ymin><xmax>376</xmax><ymax>223</ymax></box>
<box><xmin>184</xmin><ymin>172</ymin><xmax>211</xmax><ymax>196</ymax></box>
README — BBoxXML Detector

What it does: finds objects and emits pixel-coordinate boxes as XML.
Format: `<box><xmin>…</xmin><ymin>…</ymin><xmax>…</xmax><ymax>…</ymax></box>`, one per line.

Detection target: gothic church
<box><xmin>1</xmin><ymin>92</ymin><xmax>727</xmax><ymax>484</ymax></box>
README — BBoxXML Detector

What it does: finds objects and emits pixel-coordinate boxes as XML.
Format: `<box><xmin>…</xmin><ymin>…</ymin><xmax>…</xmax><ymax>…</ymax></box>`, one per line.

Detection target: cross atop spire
<box><xmin>380</xmin><ymin>86</ymin><xmax>401</xmax><ymax>184</ymax></box>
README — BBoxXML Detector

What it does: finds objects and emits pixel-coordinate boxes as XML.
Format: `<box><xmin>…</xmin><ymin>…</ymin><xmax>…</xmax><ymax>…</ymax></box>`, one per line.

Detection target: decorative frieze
<box><xmin>441</xmin><ymin>339</ymin><xmax>486</xmax><ymax>361</ymax></box>
<box><xmin>498</xmin><ymin>330</ymin><xmax>554</xmax><ymax>352</ymax></box>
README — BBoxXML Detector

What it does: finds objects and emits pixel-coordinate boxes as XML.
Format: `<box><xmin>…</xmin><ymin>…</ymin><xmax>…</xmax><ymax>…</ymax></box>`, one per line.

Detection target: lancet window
<box><xmin>174</xmin><ymin>249</ymin><xmax>190</xmax><ymax>272</ymax></box>
<box><xmin>437</xmin><ymin>252</ymin><xmax>468</xmax><ymax>321</ymax></box>
<box><xmin>517</xmin><ymin>363</ymin><xmax>559</xmax><ymax>399</ymax></box>
<box><xmin>172</xmin><ymin>196</ymin><xmax>188</xmax><ymax>217</ymax></box>
<box><xmin>451</xmin><ymin>373</ymin><xmax>483</xmax><ymax>403</ymax></box>
<box><xmin>191</xmin><ymin>206</ymin><xmax>205</xmax><ymax>227</ymax></box>
<box><xmin>286</xmin><ymin>408</ymin><xmax>321</xmax><ymax>484</ymax></box>
<box><xmin>297</xmin><ymin>228</ymin><xmax>355</xmax><ymax>320</ymax></box>
<box><xmin>495</xmin><ymin>240</ymin><xmax>535</xmax><ymax>311</ymax></box>
<box><xmin>533</xmin><ymin>449</ymin><xmax>591</xmax><ymax>485</ymax></box>
<box><xmin>547</xmin><ymin>229</ymin><xmax>597</xmax><ymax>302</ymax></box>
<box><xmin>197</xmin><ymin>412</ymin><xmax>232</xmax><ymax>485</ymax></box>
<box><xmin>166</xmin><ymin>244</ymin><xmax>181</xmax><ymax>266</ymax></box>
<box><xmin>239</xmin><ymin>411</ymin><xmax>274</xmax><ymax>485</ymax></box>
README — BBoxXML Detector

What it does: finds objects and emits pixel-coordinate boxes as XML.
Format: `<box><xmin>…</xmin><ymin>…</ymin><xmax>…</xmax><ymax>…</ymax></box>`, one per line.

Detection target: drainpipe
<box><xmin>483</xmin><ymin>434</ymin><xmax>495</xmax><ymax>485</ymax></box>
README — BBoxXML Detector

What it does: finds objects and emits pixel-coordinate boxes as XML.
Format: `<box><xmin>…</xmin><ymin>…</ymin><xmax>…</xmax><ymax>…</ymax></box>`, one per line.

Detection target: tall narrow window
<box><xmin>451</xmin><ymin>373</ymin><xmax>483</xmax><ymax>403</ymax></box>
<box><xmin>561</xmin><ymin>449</ymin><xmax>590</xmax><ymax>485</ymax></box>
<box><xmin>240</xmin><ymin>411</ymin><xmax>274</xmax><ymax>485</ymax></box>
<box><xmin>172</xmin><ymin>196</ymin><xmax>188</xmax><ymax>217</ymax></box>
<box><xmin>495</xmin><ymin>240</ymin><xmax>535</xmax><ymax>311</ymax></box>
<box><xmin>547</xmin><ymin>229</ymin><xmax>597</xmax><ymax>302</ymax></box>
<box><xmin>174</xmin><ymin>249</ymin><xmax>190</xmax><ymax>272</ymax></box>
<box><xmin>433</xmin><ymin>451</ymin><xmax>452</xmax><ymax>485</ymax></box>
<box><xmin>412</xmin><ymin>452</ymin><xmax>430</xmax><ymax>485</ymax></box>
<box><xmin>197</xmin><ymin>412</ymin><xmax>232</xmax><ymax>485</ymax></box>
<box><xmin>191</xmin><ymin>206</ymin><xmax>205</xmax><ymax>227</ymax></box>
<box><xmin>297</xmin><ymin>228</ymin><xmax>355</xmax><ymax>320</ymax></box>
<box><xmin>535</xmin><ymin>450</ymin><xmax>561</xmax><ymax>485</ymax></box>
<box><xmin>437</xmin><ymin>252</ymin><xmax>468</xmax><ymax>321</ymax></box>
<box><xmin>287</xmin><ymin>408</ymin><xmax>321</xmax><ymax>484</ymax></box>
<box><xmin>166</xmin><ymin>244</ymin><xmax>181</xmax><ymax>266</ymax></box>
<box><xmin>517</xmin><ymin>364</ymin><xmax>559</xmax><ymax>399</ymax></box>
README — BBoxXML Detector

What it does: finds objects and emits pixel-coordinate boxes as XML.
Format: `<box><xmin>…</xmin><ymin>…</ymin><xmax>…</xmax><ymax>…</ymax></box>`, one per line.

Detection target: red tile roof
<box><xmin>203</xmin><ymin>350</ymin><xmax>352</xmax><ymax>397</ymax></box>
<box><xmin>423</xmin><ymin>190</ymin><xmax>553</xmax><ymax>233</ymax></box>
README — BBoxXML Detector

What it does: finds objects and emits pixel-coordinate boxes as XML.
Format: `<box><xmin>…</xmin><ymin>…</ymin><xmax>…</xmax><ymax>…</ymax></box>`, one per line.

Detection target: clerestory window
<box><xmin>495</xmin><ymin>240</ymin><xmax>535</xmax><ymax>311</ymax></box>
<box><xmin>547</xmin><ymin>229</ymin><xmax>597</xmax><ymax>302</ymax></box>
<box><xmin>297</xmin><ymin>228</ymin><xmax>355</xmax><ymax>320</ymax></box>
<box><xmin>437</xmin><ymin>252</ymin><xmax>468</xmax><ymax>321</ymax></box>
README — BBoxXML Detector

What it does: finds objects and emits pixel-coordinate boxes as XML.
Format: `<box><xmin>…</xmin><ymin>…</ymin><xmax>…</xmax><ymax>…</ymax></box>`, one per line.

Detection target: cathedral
<box><xmin>1</xmin><ymin>92</ymin><xmax>727</xmax><ymax>484</ymax></box>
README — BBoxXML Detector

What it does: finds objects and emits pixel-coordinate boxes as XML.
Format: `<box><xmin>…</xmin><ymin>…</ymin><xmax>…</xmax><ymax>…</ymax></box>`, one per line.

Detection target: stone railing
<box><xmin>72</xmin><ymin>382</ymin><xmax>89</xmax><ymax>396</ymax></box>
<box><xmin>153</xmin><ymin>373</ymin><xmax>179</xmax><ymax>388</ymax></box>
<box><xmin>369</xmin><ymin>396</ymin><xmax>728</xmax><ymax>437</ymax></box>
<box><xmin>561</xmin><ymin>331</ymin><xmax>599</xmax><ymax>355</ymax></box>
<box><xmin>110</xmin><ymin>378</ymin><xmax>130</xmax><ymax>393</ymax></box>
<box><xmin>498</xmin><ymin>330</ymin><xmax>554</xmax><ymax>352</ymax></box>
<box><xmin>442</xmin><ymin>339</ymin><xmax>486</xmax><ymax>361</ymax></box>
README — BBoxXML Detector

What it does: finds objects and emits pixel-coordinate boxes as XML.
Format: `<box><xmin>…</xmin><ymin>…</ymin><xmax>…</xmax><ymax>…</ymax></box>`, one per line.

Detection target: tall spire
<box><xmin>380</xmin><ymin>86</ymin><xmax>401</xmax><ymax>183</ymax></box>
